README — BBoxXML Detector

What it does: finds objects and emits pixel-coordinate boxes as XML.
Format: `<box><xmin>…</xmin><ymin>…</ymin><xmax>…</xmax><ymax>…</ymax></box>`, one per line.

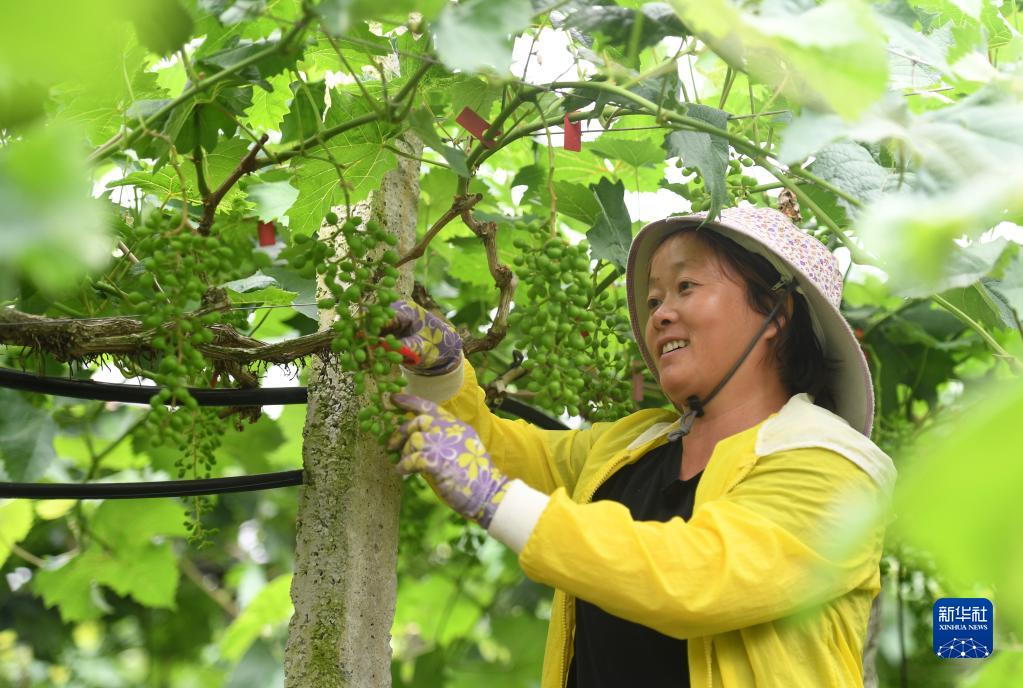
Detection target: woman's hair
<box><xmin>664</xmin><ymin>227</ymin><xmax>839</xmax><ymax>412</ymax></box>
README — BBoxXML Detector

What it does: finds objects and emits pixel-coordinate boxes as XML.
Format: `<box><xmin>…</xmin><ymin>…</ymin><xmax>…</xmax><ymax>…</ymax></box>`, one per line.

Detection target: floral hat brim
<box><xmin>625</xmin><ymin>206</ymin><xmax>875</xmax><ymax>438</ymax></box>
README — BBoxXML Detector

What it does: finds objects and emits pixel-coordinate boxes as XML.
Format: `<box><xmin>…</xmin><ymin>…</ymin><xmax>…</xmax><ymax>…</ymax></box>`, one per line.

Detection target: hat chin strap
<box><xmin>666</xmin><ymin>280</ymin><xmax>796</xmax><ymax>442</ymax></box>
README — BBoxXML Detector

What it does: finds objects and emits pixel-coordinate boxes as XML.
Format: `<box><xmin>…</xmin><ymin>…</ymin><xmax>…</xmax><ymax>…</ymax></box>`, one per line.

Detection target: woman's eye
<box><xmin>679</xmin><ymin>281</ymin><xmax>692</xmax><ymax>292</ymax></box>
<box><xmin>647</xmin><ymin>298</ymin><xmax>660</xmax><ymax>309</ymax></box>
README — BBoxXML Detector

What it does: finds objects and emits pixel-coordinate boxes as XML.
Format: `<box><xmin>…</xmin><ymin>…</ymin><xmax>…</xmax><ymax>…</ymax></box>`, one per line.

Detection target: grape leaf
<box><xmin>129</xmin><ymin>0</ymin><xmax>194</xmax><ymax>57</ymax></box>
<box><xmin>247</xmin><ymin>180</ymin><xmax>300</xmax><ymax>222</ymax></box>
<box><xmin>408</xmin><ymin>108</ymin><xmax>469</xmax><ymax>177</ymax></box>
<box><xmin>286</xmin><ymin>89</ymin><xmax>396</xmax><ymax>236</ymax></box>
<box><xmin>0</xmin><ymin>500</ymin><xmax>33</xmax><ymax>568</ymax></box>
<box><xmin>586</xmin><ymin>178</ymin><xmax>632</xmax><ymax>269</ymax></box>
<box><xmin>91</xmin><ymin>499</ymin><xmax>190</xmax><ymax>544</ymax></box>
<box><xmin>668</xmin><ymin>0</ymin><xmax>888</xmax><ymax>119</ymax></box>
<box><xmin>0</xmin><ymin>389</ymin><xmax>57</xmax><ymax>482</ymax></box>
<box><xmin>662</xmin><ymin>103</ymin><xmax>730</xmax><ymax>220</ymax></box>
<box><xmin>433</xmin><ymin>0</ymin><xmax>533</xmax><ymax>74</ymax></box>
<box><xmin>220</xmin><ymin>574</ymin><xmax>294</xmax><ymax>660</ymax></box>
<box><xmin>226</xmin><ymin>286</ymin><xmax>298</xmax><ymax>306</ymax></box>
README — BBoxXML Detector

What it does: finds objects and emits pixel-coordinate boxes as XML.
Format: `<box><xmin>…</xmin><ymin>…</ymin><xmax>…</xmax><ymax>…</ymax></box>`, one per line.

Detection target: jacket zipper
<box><xmin>555</xmin><ymin>435</ymin><xmax>727</xmax><ymax>688</ymax></box>
<box><xmin>556</xmin><ymin>447</ymin><xmax>647</xmax><ymax>687</ymax></box>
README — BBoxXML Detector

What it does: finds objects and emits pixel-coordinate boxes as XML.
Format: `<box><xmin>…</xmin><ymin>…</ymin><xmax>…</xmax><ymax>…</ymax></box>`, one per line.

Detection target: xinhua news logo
<box><xmin>933</xmin><ymin>598</ymin><xmax>993</xmax><ymax>659</ymax></box>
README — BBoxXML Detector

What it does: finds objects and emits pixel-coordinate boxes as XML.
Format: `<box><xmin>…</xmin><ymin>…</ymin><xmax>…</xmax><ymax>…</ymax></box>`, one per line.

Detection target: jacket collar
<box><xmin>625</xmin><ymin>393</ymin><xmax>897</xmax><ymax>497</ymax></box>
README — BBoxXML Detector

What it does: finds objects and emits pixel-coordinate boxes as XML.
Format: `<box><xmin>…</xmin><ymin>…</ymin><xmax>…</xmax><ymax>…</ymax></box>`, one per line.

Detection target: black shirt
<box><xmin>566</xmin><ymin>434</ymin><xmax>702</xmax><ymax>688</ymax></box>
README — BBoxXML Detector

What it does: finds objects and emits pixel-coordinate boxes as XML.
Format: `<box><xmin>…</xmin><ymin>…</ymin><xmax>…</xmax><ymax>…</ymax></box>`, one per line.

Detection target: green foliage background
<box><xmin>2</xmin><ymin>0</ymin><xmax>1023</xmax><ymax>685</ymax></box>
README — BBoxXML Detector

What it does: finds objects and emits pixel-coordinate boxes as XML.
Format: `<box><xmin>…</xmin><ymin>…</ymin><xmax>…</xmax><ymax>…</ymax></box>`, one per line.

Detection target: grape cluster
<box><xmin>679</xmin><ymin>157</ymin><xmax>758</xmax><ymax>211</ymax></box>
<box><xmin>281</xmin><ymin>213</ymin><xmax>409</xmax><ymax>446</ymax></box>
<box><xmin>125</xmin><ymin>211</ymin><xmax>263</xmax><ymax>544</ymax></box>
<box><xmin>509</xmin><ymin>224</ymin><xmax>633</xmax><ymax>420</ymax></box>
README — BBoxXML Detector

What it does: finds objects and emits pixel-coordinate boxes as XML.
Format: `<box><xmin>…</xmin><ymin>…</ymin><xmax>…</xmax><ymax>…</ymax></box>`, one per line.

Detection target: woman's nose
<box><xmin>652</xmin><ymin>302</ymin><xmax>677</xmax><ymax>327</ymax></box>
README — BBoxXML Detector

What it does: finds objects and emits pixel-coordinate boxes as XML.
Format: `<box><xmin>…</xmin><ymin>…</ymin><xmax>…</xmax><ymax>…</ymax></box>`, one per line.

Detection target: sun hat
<box><xmin>626</xmin><ymin>204</ymin><xmax>875</xmax><ymax>438</ymax></box>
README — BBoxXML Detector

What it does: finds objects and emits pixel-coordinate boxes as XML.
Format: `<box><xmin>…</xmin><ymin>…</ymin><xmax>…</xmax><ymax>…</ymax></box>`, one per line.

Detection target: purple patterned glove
<box><xmin>386</xmin><ymin>300</ymin><xmax>463</xmax><ymax>376</ymax></box>
<box><xmin>387</xmin><ymin>393</ymin><xmax>510</xmax><ymax>528</ymax></box>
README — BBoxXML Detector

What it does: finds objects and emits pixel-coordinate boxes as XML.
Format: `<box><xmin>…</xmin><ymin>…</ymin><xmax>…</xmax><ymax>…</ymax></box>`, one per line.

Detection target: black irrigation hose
<box><xmin>0</xmin><ymin>471</ymin><xmax>304</xmax><ymax>499</ymax></box>
<box><xmin>0</xmin><ymin>368</ymin><xmax>568</xmax><ymax>499</ymax></box>
<box><xmin>0</xmin><ymin>367</ymin><xmax>307</xmax><ymax>406</ymax></box>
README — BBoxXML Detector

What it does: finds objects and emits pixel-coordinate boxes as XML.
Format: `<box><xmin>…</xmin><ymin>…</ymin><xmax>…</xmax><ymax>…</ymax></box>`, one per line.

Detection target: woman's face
<box><xmin>643</xmin><ymin>232</ymin><xmax>778</xmax><ymax>409</ymax></box>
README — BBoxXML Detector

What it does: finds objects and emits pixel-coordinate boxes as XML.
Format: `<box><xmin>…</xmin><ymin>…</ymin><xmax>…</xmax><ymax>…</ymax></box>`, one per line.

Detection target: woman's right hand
<box><xmin>386</xmin><ymin>300</ymin><xmax>463</xmax><ymax>376</ymax></box>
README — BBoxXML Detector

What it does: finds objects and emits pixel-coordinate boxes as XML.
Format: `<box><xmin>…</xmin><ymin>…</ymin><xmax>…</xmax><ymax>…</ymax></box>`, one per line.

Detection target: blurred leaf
<box><xmin>894</xmin><ymin>379</ymin><xmax>1023</xmax><ymax>631</ymax></box>
<box><xmin>0</xmin><ymin>125</ymin><xmax>110</xmax><ymax>295</ymax></box>
<box><xmin>856</xmin><ymin>175</ymin><xmax>1023</xmax><ymax>296</ymax></box>
<box><xmin>98</xmin><ymin>542</ymin><xmax>181</xmax><ymax>609</ymax></box>
<box><xmin>987</xmin><ymin>246</ymin><xmax>1023</xmax><ymax>325</ymax></box>
<box><xmin>54</xmin><ymin>58</ymin><xmax>167</xmax><ymax>147</ymax></box>
<box><xmin>35</xmin><ymin>499</ymin><xmax>76</xmax><ymax>520</ymax></box>
<box><xmin>880</xmin><ymin>15</ymin><xmax>950</xmax><ymax>90</ymax></box>
<box><xmin>247</xmin><ymin>180</ymin><xmax>300</xmax><ymax>221</ymax></box>
<box><xmin>317</xmin><ymin>0</ymin><xmax>425</xmax><ymax>35</ymax></box>
<box><xmin>560</xmin><ymin>3</ymin><xmax>689</xmax><ymax>53</ymax></box>
<box><xmin>938</xmin><ymin>281</ymin><xmax>1018</xmax><ymax>332</ymax></box>
<box><xmin>217</xmin><ymin>412</ymin><xmax>286</xmax><ymax>470</ymax></box>
<box><xmin>200</xmin><ymin>0</ymin><xmax>268</xmax><ymax>26</ymax></box>
<box><xmin>129</xmin><ymin>0</ymin><xmax>194</xmax><ymax>57</ymax></box>
<box><xmin>807</xmin><ymin>141</ymin><xmax>895</xmax><ymax>216</ymax></box>
<box><xmin>968</xmin><ymin>648</ymin><xmax>1023</xmax><ymax>688</ymax></box>
<box><xmin>262</xmin><ymin>404</ymin><xmax>307</xmax><ymax>469</ymax></box>
<box><xmin>776</xmin><ymin>109</ymin><xmax>845</xmax><ymax>164</ymax></box>
<box><xmin>392</xmin><ymin>575</ymin><xmax>482</xmax><ymax>646</ymax></box>
<box><xmin>35</xmin><ymin>539</ymin><xmax>180</xmax><ymax>621</ymax></box>
<box><xmin>663</xmin><ymin>103</ymin><xmax>730</xmax><ymax>219</ymax></box>
<box><xmin>34</xmin><ymin>548</ymin><xmax>109</xmax><ymax>622</ymax></box>
<box><xmin>408</xmin><ymin>108</ymin><xmax>470</xmax><ymax>177</ymax></box>
<box><xmin>220</xmin><ymin>574</ymin><xmax>294</xmax><ymax>660</ymax></box>
<box><xmin>891</xmin><ymin>238</ymin><xmax>1015</xmax><ymax>299</ymax></box>
<box><xmin>586</xmin><ymin>178</ymin><xmax>632</xmax><ymax>269</ymax></box>
<box><xmin>226</xmin><ymin>639</ymin><xmax>287</xmax><ymax>688</ymax></box>
<box><xmin>0</xmin><ymin>75</ymin><xmax>48</xmax><ymax>130</ymax></box>
<box><xmin>668</xmin><ymin>0</ymin><xmax>888</xmax><ymax>118</ymax></box>
<box><xmin>91</xmin><ymin>500</ymin><xmax>190</xmax><ymax>544</ymax></box>
<box><xmin>0</xmin><ymin>1</ymin><xmax>134</xmax><ymax>104</ymax></box>
<box><xmin>850</xmin><ymin>87</ymin><xmax>1023</xmax><ymax>192</ymax></box>
<box><xmin>0</xmin><ymin>500</ymin><xmax>34</xmax><ymax>568</ymax></box>
<box><xmin>433</xmin><ymin>0</ymin><xmax>533</xmax><ymax>74</ymax></box>
<box><xmin>392</xmin><ymin>647</ymin><xmax>446</xmax><ymax>688</ymax></box>
<box><xmin>0</xmin><ymin>390</ymin><xmax>57</xmax><ymax>482</ymax></box>
<box><xmin>446</xmin><ymin>612</ymin><xmax>547</xmax><ymax>688</ymax></box>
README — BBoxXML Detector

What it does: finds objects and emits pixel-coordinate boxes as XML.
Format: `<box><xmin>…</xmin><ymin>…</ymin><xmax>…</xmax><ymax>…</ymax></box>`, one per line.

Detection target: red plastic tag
<box><xmin>456</xmin><ymin>107</ymin><xmax>500</xmax><ymax>148</ymax></box>
<box><xmin>257</xmin><ymin>221</ymin><xmax>276</xmax><ymax>246</ymax></box>
<box><xmin>563</xmin><ymin>114</ymin><xmax>581</xmax><ymax>152</ymax></box>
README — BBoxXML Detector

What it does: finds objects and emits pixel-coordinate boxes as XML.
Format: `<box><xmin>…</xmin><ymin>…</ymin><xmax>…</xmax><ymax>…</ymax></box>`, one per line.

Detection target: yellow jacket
<box><xmin>406</xmin><ymin>359</ymin><xmax>897</xmax><ymax>688</ymax></box>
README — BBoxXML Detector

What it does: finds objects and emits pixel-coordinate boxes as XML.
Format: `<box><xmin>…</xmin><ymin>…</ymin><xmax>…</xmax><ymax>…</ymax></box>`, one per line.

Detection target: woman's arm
<box><xmin>402</xmin><ymin>357</ymin><xmax>611</xmax><ymax>496</ymax></box>
<box><xmin>495</xmin><ymin>447</ymin><xmax>889</xmax><ymax>639</ymax></box>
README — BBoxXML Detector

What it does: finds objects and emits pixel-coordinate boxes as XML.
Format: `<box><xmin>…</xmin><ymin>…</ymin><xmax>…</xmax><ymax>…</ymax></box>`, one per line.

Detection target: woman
<box><xmin>386</xmin><ymin>205</ymin><xmax>897</xmax><ymax>687</ymax></box>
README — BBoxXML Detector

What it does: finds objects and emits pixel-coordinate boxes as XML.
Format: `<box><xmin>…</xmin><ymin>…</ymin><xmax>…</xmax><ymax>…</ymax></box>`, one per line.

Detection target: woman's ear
<box><xmin>764</xmin><ymin>293</ymin><xmax>793</xmax><ymax>341</ymax></box>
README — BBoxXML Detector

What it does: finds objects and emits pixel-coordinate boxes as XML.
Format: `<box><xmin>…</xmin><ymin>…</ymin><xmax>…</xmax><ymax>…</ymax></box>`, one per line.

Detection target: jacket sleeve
<box><xmin>513</xmin><ymin>447</ymin><xmax>888</xmax><ymax>639</ymax></box>
<box><xmin>402</xmin><ymin>357</ymin><xmax>612</xmax><ymax>496</ymax></box>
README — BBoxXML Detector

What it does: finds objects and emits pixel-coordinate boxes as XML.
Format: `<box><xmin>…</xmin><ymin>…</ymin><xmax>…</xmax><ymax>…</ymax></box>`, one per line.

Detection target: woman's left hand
<box><xmin>387</xmin><ymin>393</ymin><xmax>511</xmax><ymax>528</ymax></box>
